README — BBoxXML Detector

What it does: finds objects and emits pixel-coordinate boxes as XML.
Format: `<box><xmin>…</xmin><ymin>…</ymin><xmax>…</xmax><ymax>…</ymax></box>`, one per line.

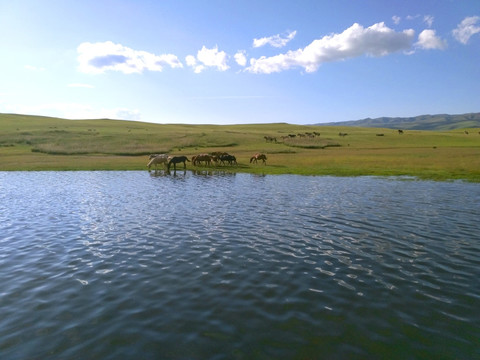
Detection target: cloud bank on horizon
<box><xmin>77</xmin><ymin>16</ymin><xmax>475</xmax><ymax>76</ymax></box>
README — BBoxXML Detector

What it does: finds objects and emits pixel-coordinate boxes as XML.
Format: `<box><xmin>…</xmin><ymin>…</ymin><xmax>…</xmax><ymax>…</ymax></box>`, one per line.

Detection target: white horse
<box><xmin>147</xmin><ymin>154</ymin><xmax>170</xmax><ymax>170</ymax></box>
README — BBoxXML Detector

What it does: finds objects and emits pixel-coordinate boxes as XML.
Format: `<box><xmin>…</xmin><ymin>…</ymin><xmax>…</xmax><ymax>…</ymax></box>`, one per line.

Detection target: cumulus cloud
<box><xmin>246</xmin><ymin>22</ymin><xmax>415</xmax><ymax>74</ymax></box>
<box><xmin>186</xmin><ymin>46</ymin><xmax>229</xmax><ymax>73</ymax></box>
<box><xmin>253</xmin><ymin>30</ymin><xmax>297</xmax><ymax>48</ymax></box>
<box><xmin>415</xmin><ymin>29</ymin><xmax>447</xmax><ymax>50</ymax></box>
<box><xmin>77</xmin><ymin>41</ymin><xmax>183</xmax><ymax>74</ymax></box>
<box><xmin>452</xmin><ymin>16</ymin><xmax>480</xmax><ymax>44</ymax></box>
<box><xmin>392</xmin><ymin>16</ymin><xmax>401</xmax><ymax>25</ymax></box>
<box><xmin>185</xmin><ymin>55</ymin><xmax>202</xmax><ymax>73</ymax></box>
<box><xmin>234</xmin><ymin>50</ymin><xmax>247</xmax><ymax>66</ymax></box>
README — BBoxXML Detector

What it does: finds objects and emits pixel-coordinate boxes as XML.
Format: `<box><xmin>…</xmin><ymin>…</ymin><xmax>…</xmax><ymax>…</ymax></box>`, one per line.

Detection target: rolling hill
<box><xmin>315</xmin><ymin>112</ymin><xmax>480</xmax><ymax>130</ymax></box>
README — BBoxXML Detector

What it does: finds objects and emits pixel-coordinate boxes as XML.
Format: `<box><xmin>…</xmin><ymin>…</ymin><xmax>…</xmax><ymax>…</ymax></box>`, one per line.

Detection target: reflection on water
<box><xmin>0</xmin><ymin>171</ymin><xmax>479</xmax><ymax>359</ymax></box>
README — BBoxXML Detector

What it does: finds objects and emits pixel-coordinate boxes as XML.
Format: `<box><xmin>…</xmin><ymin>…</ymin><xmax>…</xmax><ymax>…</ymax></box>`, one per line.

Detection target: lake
<box><xmin>0</xmin><ymin>171</ymin><xmax>479</xmax><ymax>359</ymax></box>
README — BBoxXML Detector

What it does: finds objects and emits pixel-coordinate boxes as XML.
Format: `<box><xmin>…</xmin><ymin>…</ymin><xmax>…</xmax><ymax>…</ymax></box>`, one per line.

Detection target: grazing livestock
<box><xmin>167</xmin><ymin>156</ymin><xmax>190</xmax><ymax>171</ymax></box>
<box><xmin>264</xmin><ymin>136</ymin><xmax>277</xmax><ymax>143</ymax></box>
<box><xmin>193</xmin><ymin>154</ymin><xmax>213</xmax><ymax>166</ymax></box>
<box><xmin>147</xmin><ymin>154</ymin><xmax>170</xmax><ymax>170</ymax></box>
<box><xmin>398</xmin><ymin>129</ymin><xmax>404</xmax><ymax>134</ymax></box>
<box><xmin>219</xmin><ymin>154</ymin><xmax>237</xmax><ymax>166</ymax></box>
<box><xmin>338</xmin><ymin>132</ymin><xmax>348</xmax><ymax>137</ymax></box>
<box><xmin>250</xmin><ymin>153</ymin><xmax>267</xmax><ymax>165</ymax></box>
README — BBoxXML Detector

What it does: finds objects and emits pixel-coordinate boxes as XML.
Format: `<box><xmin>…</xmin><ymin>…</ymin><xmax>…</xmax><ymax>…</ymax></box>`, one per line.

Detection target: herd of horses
<box><xmin>147</xmin><ymin>152</ymin><xmax>267</xmax><ymax>171</ymax></box>
<box><xmin>147</xmin><ymin>129</ymin><xmax>414</xmax><ymax>172</ymax></box>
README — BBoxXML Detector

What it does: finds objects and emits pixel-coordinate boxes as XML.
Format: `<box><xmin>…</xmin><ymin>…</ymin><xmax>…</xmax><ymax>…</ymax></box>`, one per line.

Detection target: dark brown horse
<box><xmin>167</xmin><ymin>156</ymin><xmax>190</xmax><ymax>171</ymax></box>
<box><xmin>250</xmin><ymin>153</ymin><xmax>267</xmax><ymax>165</ymax></box>
<box><xmin>219</xmin><ymin>154</ymin><xmax>237</xmax><ymax>166</ymax></box>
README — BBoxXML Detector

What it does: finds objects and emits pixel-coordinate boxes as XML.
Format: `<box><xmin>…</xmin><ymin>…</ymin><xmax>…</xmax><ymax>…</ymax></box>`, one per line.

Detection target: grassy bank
<box><xmin>1</xmin><ymin>113</ymin><xmax>480</xmax><ymax>181</ymax></box>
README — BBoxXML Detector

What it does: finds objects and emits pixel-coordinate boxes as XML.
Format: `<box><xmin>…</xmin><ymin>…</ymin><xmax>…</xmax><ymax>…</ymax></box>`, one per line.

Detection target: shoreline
<box><xmin>1</xmin><ymin>115</ymin><xmax>479</xmax><ymax>182</ymax></box>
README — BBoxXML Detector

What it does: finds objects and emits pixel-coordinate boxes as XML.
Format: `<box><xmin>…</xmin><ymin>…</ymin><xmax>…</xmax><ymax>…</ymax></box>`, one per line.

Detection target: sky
<box><xmin>0</xmin><ymin>0</ymin><xmax>479</xmax><ymax>125</ymax></box>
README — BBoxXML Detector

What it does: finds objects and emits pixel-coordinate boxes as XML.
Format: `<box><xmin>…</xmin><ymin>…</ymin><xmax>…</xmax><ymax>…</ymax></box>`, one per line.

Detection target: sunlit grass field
<box><xmin>1</xmin><ymin>113</ymin><xmax>479</xmax><ymax>181</ymax></box>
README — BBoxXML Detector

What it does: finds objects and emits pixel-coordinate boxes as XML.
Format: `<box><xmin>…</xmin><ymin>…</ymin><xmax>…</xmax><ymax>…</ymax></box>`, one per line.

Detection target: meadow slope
<box><xmin>1</xmin><ymin>113</ymin><xmax>479</xmax><ymax>181</ymax></box>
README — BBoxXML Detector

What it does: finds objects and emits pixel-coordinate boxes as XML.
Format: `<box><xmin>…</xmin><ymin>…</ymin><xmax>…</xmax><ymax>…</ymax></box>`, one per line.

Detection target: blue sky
<box><xmin>0</xmin><ymin>0</ymin><xmax>479</xmax><ymax>125</ymax></box>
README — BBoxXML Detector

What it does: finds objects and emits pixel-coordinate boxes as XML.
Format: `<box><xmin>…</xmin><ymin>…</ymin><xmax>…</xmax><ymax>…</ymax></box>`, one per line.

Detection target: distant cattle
<box><xmin>398</xmin><ymin>129</ymin><xmax>404</xmax><ymax>134</ymax></box>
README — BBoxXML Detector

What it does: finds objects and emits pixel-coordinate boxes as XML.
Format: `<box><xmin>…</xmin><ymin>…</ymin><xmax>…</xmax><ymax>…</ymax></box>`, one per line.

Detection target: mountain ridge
<box><xmin>315</xmin><ymin>112</ymin><xmax>480</xmax><ymax>130</ymax></box>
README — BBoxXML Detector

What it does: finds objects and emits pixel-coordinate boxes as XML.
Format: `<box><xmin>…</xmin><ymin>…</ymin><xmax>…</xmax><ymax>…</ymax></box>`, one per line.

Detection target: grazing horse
<box><xmin>264</xmin><ymin>135</ymin><xmax>277</xmax><ymax>143</ymax></box>
<box><xmin>147</xmin><ymin>154</ymin><xmax>170</xmax><ymax>170</ymax></box>
<box><xmin>193</xmin><ymin>154</ymin><xmax>212</xmax><ymax>166</ymax></box>
<box><xmin>219</xmin><ymin>154</ymin><xmax>237</xmax><ymax>166</ymax></box>
<box><xmin>250</xmin><ymin>153</ymin><xmax>267</xmax><ymax>165</ymax></box>
<box><xmin>167</xmin><ymin>156</ymin><xmax>190</xmax><ymax>171</ymax></box>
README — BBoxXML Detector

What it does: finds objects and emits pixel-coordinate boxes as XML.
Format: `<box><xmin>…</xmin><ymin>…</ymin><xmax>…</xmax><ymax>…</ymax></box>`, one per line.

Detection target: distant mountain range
<box><xmin>315</xmin><ymin>112</ymin><xmax>480</xmax><ymax>130</ymax></box>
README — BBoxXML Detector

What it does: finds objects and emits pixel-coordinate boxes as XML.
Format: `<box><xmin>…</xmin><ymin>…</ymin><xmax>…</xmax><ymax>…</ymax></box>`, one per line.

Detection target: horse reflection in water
<box><xmin>167</xmin><ymin>156</ymin><xmax>190</xmax><ymax>171</ymax></box>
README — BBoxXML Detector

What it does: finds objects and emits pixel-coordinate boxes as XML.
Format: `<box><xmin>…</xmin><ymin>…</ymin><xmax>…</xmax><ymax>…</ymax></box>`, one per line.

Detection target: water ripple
<box><xmin>0</xmin><ymin>172</ymin><xmax>479</xmax><ymax>359</ymax></box>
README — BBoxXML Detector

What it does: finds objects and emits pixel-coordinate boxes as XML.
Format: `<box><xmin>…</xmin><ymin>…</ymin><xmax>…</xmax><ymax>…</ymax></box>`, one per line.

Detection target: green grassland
<box><xmin>1</xmin><ymin>113</ymin><xmax>480</xmax><ymax>181</ymax></box>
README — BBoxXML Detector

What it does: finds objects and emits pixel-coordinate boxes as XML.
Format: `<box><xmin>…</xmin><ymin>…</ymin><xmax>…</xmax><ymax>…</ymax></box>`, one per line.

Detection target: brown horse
<box><xmin>193</xmin><ymin>154</ymin><xmax>213</xmax><ymax>166</ymax></box>
<box><xmin>167</xmin><ymin>156</ymin><xmax>190</xmax><ymax>171</ymax></box>
<box><xmin>147</xmin><ymin>154</ymin><xmax>170</xmax><ymax>170</ymax></box>
<box><xmin>250</xmin><ymin>153</ymin><xmax>267</xmax><ymax>165</ymax></box>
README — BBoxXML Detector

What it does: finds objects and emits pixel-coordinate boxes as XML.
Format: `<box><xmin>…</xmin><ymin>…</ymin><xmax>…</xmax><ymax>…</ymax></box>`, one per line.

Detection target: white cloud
<box><xmin>392</xmin><ymin>16</ymin><xmax>401</xmax><ymax>25</ymax></box>
<box><xmin>77</xmin><ymin>41</ymin><xmax>183</xmax><ymax>74</ymax></box>
<box><xmin>246</xmin><ymin>22</ymin><xmax>415</xmax><ymax>74</ymax></box>
<box><xmin>416</xmin><ymin>29</ymin><xmax>447</xmax><ymax>50</ymax></box>
<box><xmin>253</xmin><ymin>30</ymin><xmax>297</xmax><ymax>48</ymax></box>
<box><xmin>186</xmin><ymin>46</ymin><xmax>229</xmax><ymax>73</ymax></box>
<box><xmin>423</xmin><ymin>15</ymin><xmax>434</xmax><ymax>27</ymax></box>
<box><xmin>68</xmin><ymin>83</ymin><xmax>95</xmax><ymax>88</ymax></box>
<box><xmin>452</xmin><ymin>16</ymin><xmax>480</xmax><ymax>44</ymax></box>
<box><xmin>185</xmin><ymin>55</ymin><xmax>196</xmax><ymax>67</ymax></box>
<box><xmin>234</xmin><ymin>51</ymin><xmax>247</xmax><ymax>66</ymax></box>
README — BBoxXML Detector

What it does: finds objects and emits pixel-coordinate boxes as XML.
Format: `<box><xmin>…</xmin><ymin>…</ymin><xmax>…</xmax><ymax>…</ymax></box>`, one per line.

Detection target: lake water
<box><xmin>0</xmin><ymin>171</ymin><xmax>479</xmax><ymax>359</ymax></box>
